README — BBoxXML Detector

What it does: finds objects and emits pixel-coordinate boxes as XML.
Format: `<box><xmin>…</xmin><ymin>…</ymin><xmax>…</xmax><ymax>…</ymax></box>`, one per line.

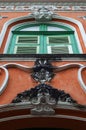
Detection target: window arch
<box><xmin>7</xmin><ymin>23</ymin><xmax>80</xmax><ymax>54</ymax></box>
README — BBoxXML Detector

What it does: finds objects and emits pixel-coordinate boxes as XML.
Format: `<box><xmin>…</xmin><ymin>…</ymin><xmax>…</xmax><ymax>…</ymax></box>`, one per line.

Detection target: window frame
<box><xmin>7</xmin><ymin>23</ymin><xmax>79</xmax><ymax>54</ymax></box>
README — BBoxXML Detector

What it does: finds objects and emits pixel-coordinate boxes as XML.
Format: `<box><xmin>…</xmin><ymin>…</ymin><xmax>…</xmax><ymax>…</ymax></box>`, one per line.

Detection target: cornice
<box><xmin>0</xmin><ymin>0</ymin><xmax>85</xmax><ymax>2</ymax></box>
<box><xmin>0</xmin><ymin>1</ymin><xmax>86</xmax><ymax>6</ymax></box>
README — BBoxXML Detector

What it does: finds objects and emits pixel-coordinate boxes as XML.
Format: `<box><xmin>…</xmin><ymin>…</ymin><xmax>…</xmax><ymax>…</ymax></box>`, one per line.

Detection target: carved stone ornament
<box><xmin>12</xmin><ymin>83</ymin><xmax>77</xmax><ymax>115</ymax></box>
<box><xmin>31</xmin><ymin>59</ymin><xmax>55</xmax><ymax>83</ymax></box>
<box><xmin>31</xmin><ymin>6</ymin><xmax>53</xmax><ymax>22</ymax></box>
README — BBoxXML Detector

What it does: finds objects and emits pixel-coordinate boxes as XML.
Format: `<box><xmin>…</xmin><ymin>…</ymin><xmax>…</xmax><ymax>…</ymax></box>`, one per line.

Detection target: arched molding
<box><xmin>0</xmin><ymin>15</ymin><xmax>33</xmax><ymax>47</ymax></box>
<box><xmin>0</xmin><ymin>113</ymin><xmax>86</xmax><ymax>123</ymax></box>
<box><xmin>53</xmin><ymin>15</ymin><xmax>86</xmax><ymax>46</ymax></box>
<box><xmin>0</xmin><ymin>103</ymin><xmax>86</xmax><ymax>130</ymax></box>
<box><xmin>4</xmin><ymin>20</ymin><xmax>83</xmax><ymax>54</ymax></box>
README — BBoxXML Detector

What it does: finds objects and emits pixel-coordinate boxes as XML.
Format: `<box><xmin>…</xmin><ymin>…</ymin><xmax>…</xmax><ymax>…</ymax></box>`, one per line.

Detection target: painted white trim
<box><xmin>4</xmin><ymin>29</ymin><xmax>13</xmax><ymax>53</ymax></box>
<box><xmin>0</xmin><ymin>66</ymin><xmax>9</xmax><ymax>95</ymax></box>
<box><xmin>0</xmin><ymin>15</ymin><xmax>33</xmax><ymax>47</ymax></box>
<box><xmin>78</xmin><ymin>66</ymin><xmax>86</xmax><ymax>92</ymax></box>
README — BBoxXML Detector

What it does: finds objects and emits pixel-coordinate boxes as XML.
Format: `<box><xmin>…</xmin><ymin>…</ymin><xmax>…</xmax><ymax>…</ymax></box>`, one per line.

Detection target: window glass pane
<box><xmin>20</xmin><ymin>26</ymin><xmax>39</xmax><ymax>31</ymax></box>
<box><xmin>47</xmin><ymin>26</ymin><xmax>66</xmax><ymax>31</ymax></box>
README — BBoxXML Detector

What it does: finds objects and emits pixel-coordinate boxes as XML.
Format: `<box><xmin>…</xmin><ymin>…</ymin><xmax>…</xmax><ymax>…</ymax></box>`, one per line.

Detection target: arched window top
<box><xmin>15</xmin><ymin>23</ymin><xmax>72</xmax><ymax>31</ymax></box>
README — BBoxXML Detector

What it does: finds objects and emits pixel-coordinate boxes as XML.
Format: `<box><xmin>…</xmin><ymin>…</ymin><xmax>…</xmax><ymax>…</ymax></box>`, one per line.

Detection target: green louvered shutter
<box><xmin>14</xmin><ymin>36</ymin><xmax>39</xmax><ymax>54</ymax></box>
<box><xmin>48</xmin><ymin>36</ymin><xmax>70</xmax><ymax>44</ymax></box>
<box><xmin>15</xmin><ymin>46</ymin><xmax>37</xmax><ymax>54</ymax></box>
<box><xmin>17</xmin><ymin>36</ymin><xmax>38</xmax><ymax>44</ymax></box>
<box><xmin>47</xmin><ymin>36</ymin><xmax>72</xmax><ymax>54</ymax></box>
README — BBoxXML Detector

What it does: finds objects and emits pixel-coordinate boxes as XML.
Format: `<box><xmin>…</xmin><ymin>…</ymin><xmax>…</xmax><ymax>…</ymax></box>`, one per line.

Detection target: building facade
<box><xmin>0</xmin><ymin>0</ymin><xmax>86</xmax><ymax>129</ymax></box>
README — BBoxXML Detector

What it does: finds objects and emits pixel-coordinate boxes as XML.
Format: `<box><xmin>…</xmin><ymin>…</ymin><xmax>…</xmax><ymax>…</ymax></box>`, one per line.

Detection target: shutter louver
<box><xmin>17</xmin><ymin>36</ymin><xmax>38</xmax><ymax>44</ymax></box>
<box><xmin>15</xmin><ymin>46</ymin><xmax>37</xmax><ymax>54</ymax></box>
<box><xmin>49</xmin><ymin>36</ymin><xmax>69</xmax><ymax>44</ymax></box>
<box><xmin>51</xmin><ymin>46</ymin><xmax>69</xmax><ymax>54</ymax></box>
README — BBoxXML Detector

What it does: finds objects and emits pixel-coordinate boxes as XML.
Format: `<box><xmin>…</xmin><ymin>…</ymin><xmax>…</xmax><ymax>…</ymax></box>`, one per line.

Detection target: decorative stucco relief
<box><xmin>0</xmin><ymin>59</ymin><xmax>86</xmax><ymax>95</ymax></box>
<box><xmin>0</xmin><ymin>5</ymin><xmax>86</xmax><ymax>11</ymax></box>
<box><xmin>31</xmin><ymin>7</ymin><xmax>54</xmax><ymax>22</ymax></box>
<box><xmin>0</xmin><ymin>59</ymin><xmax>86</xmax><ymax>115</ymax></box>
<box><xmin>12</xmin><ymin>83</ymin><xmax>77</xmax><ymax>115</ymax></box>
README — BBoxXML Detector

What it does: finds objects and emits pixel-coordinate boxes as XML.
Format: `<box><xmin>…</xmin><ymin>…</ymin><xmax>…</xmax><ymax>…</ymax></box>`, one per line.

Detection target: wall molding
<box><xmin>0</xmin><ymin>60</ymin><xmax>86</xmax><ymax>96</ymax></box>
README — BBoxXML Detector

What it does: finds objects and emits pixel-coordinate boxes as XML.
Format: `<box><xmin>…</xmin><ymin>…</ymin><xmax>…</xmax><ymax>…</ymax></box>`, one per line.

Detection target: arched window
<box><xmin>7</xmin><ymin>23</ymin><xmax>79</xmax><ymax>54</ymax></box>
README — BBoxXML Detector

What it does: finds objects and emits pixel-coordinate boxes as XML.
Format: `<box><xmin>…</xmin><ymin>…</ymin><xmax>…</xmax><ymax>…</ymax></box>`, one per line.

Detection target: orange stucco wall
<box><xmin>0</xmin><ymin>61</ymin><xmax>86</xmax><ymax>105</ymax></box>
<box><xmin>0</xmin><ymin>12</ymin><xmax>29</xmax><ymax>32</ymax></box>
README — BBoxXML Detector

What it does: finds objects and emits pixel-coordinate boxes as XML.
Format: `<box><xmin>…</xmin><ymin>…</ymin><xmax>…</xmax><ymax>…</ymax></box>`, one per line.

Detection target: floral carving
<box><xmin>31</xmin><ymin>7</ymin><xmax>53</xmax><ymax>22</ymax></box>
